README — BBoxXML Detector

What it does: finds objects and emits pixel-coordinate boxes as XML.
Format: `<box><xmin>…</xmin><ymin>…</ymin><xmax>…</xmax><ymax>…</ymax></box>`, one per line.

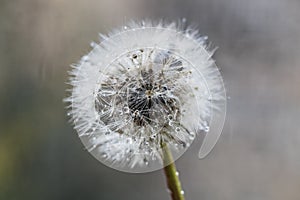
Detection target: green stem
<box><xmin>161</xmin><ymin>142</ymin><xmax>185</xmax><ymax>200</ymax></box>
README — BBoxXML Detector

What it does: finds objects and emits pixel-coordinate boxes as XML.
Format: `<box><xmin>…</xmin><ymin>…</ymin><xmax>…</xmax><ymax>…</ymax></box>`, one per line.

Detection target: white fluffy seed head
<box><xmin>65</xmin><ymin>20</ymin><xmax>226</xmax><ymax>173</ymax></box>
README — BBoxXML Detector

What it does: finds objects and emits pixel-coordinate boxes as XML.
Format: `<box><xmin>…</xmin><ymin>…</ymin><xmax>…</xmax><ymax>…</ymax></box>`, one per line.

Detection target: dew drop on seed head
<box><xmin>123</xmin><ymin>106</ymin><xmax>129</xmax><ymax>114</ymax></box>
<box><xmin>188</xmin><ymin>131</ymin><xmax>196</xmax><ymax>140</ymax></box>
<box><xmin>175</xmin><ymin>171</ymin><xmax>179</xmax><ymax>176</ymax></box>
<box><xmin>150</xmin><ymin>135</ymin><xmax>156</xmax><ymax>140</ymax></box>
<box><xmin>175</xmin><ymin>127</ymin><xmax>180</xmax><ymax>132</ymax></box>
<box><xmin>82</xmin><ymin>55</ymin><xmax>89</xmax><ymax>62</ymax></box>
<box><xmin>102</xmin><ymin>153</ymin><xmax>108</xmax><ymax>158</ymax></box>
<box><xmin>180</xmin><ymin>190</ymin><xmax>185</xmax><ymax>195</ymax></box>
<box><xmin>185</xmin><ymin>29</ymin><xmax>192</xmax><ymax>38</ymax></box>
<box><xmin>123</xmin><ymin>26</ymin><xmax>128</xmax><ymax>30</ymax></box>
<box><xmin>144</xmin><ymin>158</ymin><xmax>149</xmax><ymax>165</ymax></box>
<box><xmin>182</xmin><ymin>18</ymin><xmax>186</xmax><ymax>23</ymax></box>
<box><xmin>90</xmin><ymin>42</ymin><xmax>97</xmax><ymax>48</ymax></box>
<box><xmin>204</xmin><ymin>125</ymin><xmax>210</xmax><ymax>132</ymax></box>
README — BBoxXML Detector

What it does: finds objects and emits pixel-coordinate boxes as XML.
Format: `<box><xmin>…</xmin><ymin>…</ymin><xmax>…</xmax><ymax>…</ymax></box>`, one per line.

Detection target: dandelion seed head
<box><xmin>66</xmin><ymin>20</ymin><xmax>226</xmax><ymax>172</ymax></box>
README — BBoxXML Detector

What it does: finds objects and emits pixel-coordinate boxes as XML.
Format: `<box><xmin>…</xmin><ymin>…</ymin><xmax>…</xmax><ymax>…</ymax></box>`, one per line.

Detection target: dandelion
<box><xmin>65</xmin><ymin>20</ymin><xmax>226</xmax><ymax>200</ymax></box>
<box><xmin>66</xmin><ymin>20</ymin><xmax>226</xmax><ymax>171</ymax></box>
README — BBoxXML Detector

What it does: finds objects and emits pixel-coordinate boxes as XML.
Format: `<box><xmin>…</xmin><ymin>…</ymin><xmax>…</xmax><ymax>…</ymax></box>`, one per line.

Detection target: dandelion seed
<box><xmin>65</xmin><ymin>20</ymin><xmax>226</xmax><ymax>173</ymax></box>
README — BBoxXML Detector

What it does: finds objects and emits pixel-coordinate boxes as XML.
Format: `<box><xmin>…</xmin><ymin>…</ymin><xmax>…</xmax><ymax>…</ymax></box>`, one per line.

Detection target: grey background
<box><xmin>0</xmin><ymin>0</ymin><xmax>300</xmax><ymax>199</ymax></box>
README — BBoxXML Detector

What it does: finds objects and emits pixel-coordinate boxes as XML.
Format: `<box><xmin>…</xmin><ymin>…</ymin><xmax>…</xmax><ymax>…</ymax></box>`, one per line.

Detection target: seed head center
<box><xmin>145</xmin><ymin>89</ymin><xmax>154</xmax><ymax>98</ymax></box>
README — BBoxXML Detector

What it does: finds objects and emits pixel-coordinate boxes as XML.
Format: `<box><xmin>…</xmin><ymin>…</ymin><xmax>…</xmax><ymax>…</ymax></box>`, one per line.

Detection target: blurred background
<box><xmin>1</xmin><ymin>0</ymin><xmax>300</xmax><ymax>199</ymax></box>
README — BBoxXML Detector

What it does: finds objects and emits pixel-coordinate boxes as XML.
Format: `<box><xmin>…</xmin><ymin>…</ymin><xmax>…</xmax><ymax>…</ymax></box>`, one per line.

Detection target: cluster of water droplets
<box><xmin>66</xmin><ymin>21</ymin><xmax>227</xmax><ymax>172</ymax></box>
<box><xmin>84</xmin><ymin>48</ymin><xmax>200</xmax><ymax>170</ymax></box>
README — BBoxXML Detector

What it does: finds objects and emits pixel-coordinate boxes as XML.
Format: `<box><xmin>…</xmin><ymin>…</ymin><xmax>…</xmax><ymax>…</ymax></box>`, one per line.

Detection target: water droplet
<box><xmin>126</xmin><ymin>138</ymin><xmax>132</xmax><ymax>144</ymax></box>
<box><xmin>123</xmin><ymin>26</ymin><xmax>128</xmax><ymax>30</ymax></box>
<box><xmin>150</xmin><ymin>135</ymin><xmax>157</xmax><ymax>140</ymax></box>
<box><xmin>168</xmin><ymin>115</ymin><xmax>173</xmax><ymax>120</ymax></box>
<box><xmin>82</xmin><ymin>55</ymin><xmax>89</xmax><ymax>62</ymax></box>
<box><xmin>188</xmin><ymin>131</ymin><xmax>195</xmax><ymax>140</ymax></box>
<box><xmin>90</xmin><ymin>42</ymin><xmax>97</xmax><ymax>48</ymax></box>
<box><xmin>123</xmin><ymin>106</ymin><xmax>130</xmax><ymax>114</ymax></box>
<box><xmin>204</xmin><ymin>125</ymin><xmax>210</xmax><ymax>132</ymax></box>
<box><xmin>175</xmin><ymin>171</ymin><xmax>179</xmax><ymax>176</ymax></box>
<box><xmin>182</xmin><ymin>18</ymin><xmax>186</xmax><ymax>23</ymax></box>
<box><xmin>180</xmin><ymin>190</ymin><xmax>185</xmax><ymax>195</ymax></box>
<box><xmin>144</xmin><ymin>158</ymin><xmax>149</xmax><ymax>165</ymax></box>
<box><xmin>185</xmin><ymin>30</ymin><xmax>192</xmax><ymax>38</ymax></box>
<box><xmin>67</xmin><ymin>112</ymin><xmax>71</xmax><ymax>116</ymax></box>
<box><xmin>102</xmin><ymin>153</ymin><xmax>108</xmax><ymax>158</ymax></box>
<box><xmin>175</xmin><ymin>127</ymin><xmax>180</xmax><ymax>132</ymax></box>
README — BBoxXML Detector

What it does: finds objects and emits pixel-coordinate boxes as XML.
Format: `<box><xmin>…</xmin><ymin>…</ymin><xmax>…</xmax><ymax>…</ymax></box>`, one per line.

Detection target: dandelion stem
<box><xmin>161</xmin><ymin>142</ymin><xmax>185</xmax><ymax>200</ymax></box>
